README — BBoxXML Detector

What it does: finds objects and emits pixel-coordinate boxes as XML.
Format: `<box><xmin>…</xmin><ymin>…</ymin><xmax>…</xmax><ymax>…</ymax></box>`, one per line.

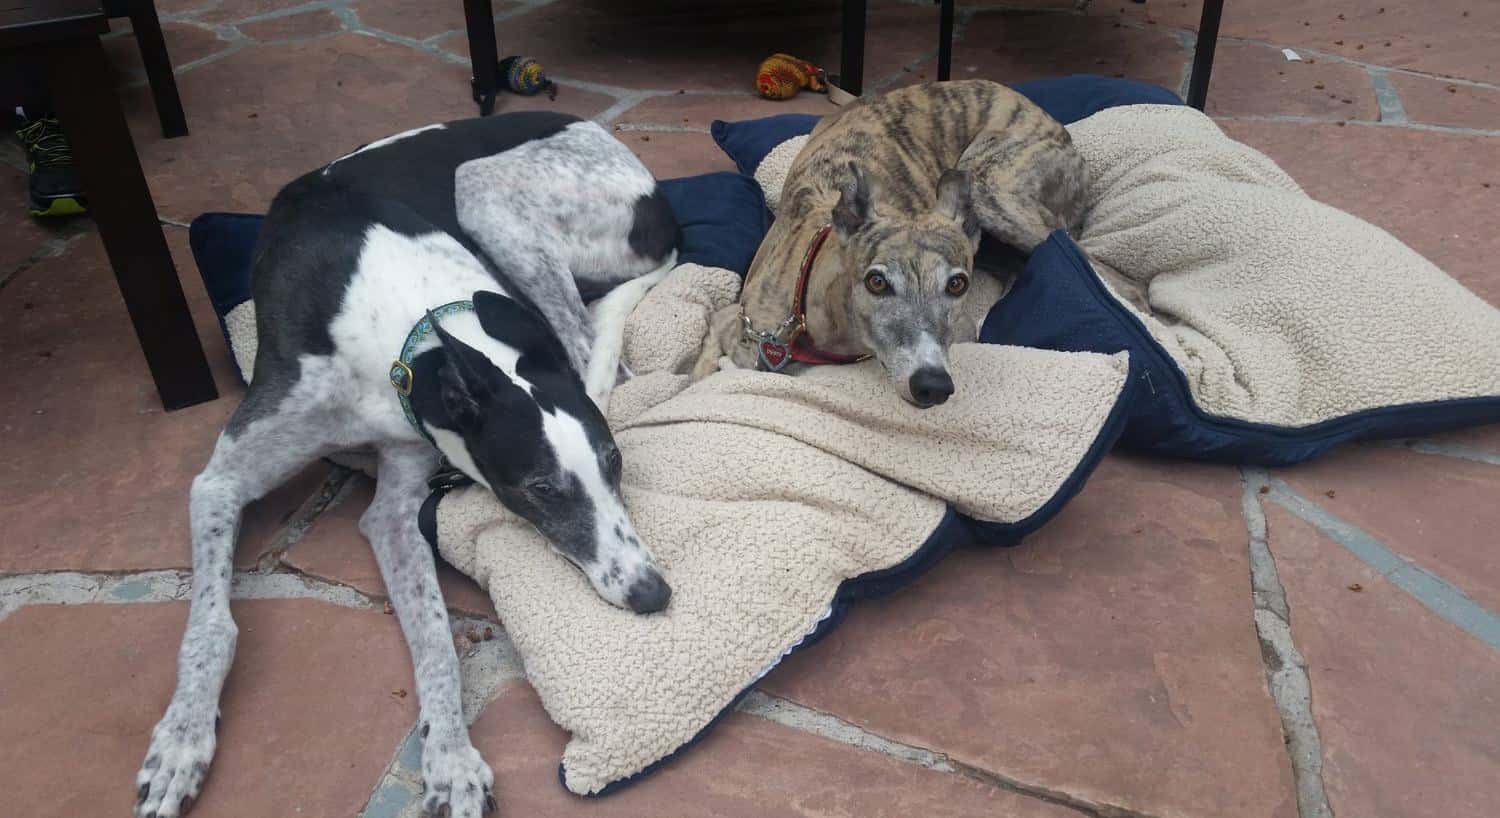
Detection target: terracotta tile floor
<box><xmin>3</xmin><ymin>1</ymin><xmax>1497</xmax><ymax>816</ymax></box>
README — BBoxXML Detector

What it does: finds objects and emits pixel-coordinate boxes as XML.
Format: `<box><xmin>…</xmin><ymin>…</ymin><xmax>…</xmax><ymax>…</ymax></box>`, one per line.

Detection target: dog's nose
<box><xmin>625</xmin><ymin>570</ymin><xmax>672</xmax><ymax>614</ymax></box>
<box><xmin>909</xmin><ymin>368</ymin><xmax>954</xmax><ymax>407</ymax></box>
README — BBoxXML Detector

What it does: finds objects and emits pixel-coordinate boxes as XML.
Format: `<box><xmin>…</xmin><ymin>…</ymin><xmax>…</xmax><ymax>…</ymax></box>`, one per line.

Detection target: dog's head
<box><xmin>830</xmin><ymin>162</ymin><xmax>980</xmax><ymax>407</ymax></box>
<box><xmin>410</xmin><ymin>292</ymin><xmax>670</xmax><ymax>614</ymax></box>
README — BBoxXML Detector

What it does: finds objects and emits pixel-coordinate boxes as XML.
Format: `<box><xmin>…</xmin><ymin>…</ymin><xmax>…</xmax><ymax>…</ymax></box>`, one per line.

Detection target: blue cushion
<box><xmin>710</xmin><ymin>113</ymin><xmax>822</xmax><ymax>176</ymax></box>
<box><xmin>189</xmin><ymin>211</ymin><xmax>262</xmax><ymax>320</ymax></box>
<box><xmin>659</xmin><ymin>172</ymin><xmax>768</xmax><ymax>275</ymax></box>
<box><xmin>982</xmin><ymin>232</ymin><xmax>1500</xmax><ymax>466</ymax></box>
<box><xmin>188</xmin><ymin>171</ymin><xmax>772</xmax><ymax>376</ymax></box>
<box><xmin>710</xmin><ymin>74</ymin><xmax>1183</xmax><ymax>175</ymax></box>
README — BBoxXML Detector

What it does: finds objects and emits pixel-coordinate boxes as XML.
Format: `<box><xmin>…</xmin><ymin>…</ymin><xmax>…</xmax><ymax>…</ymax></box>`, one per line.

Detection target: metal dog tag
<box><xmin>757</xmin><ymin>340</ymin><xmax>792</xmax><ymax>372</ymax></box>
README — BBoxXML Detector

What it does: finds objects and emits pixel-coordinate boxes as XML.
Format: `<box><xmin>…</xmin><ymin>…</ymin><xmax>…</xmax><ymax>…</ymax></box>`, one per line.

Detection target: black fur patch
<box><xmin>626</xmin><ymin>186</ymin><xmax>681</xmax><ymax>261</ymax></box>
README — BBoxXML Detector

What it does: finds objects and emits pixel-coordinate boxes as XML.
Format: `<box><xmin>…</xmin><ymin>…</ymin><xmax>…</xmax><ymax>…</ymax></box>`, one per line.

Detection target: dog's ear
<box><xmin>472</xmin><ymin>290</ymin><xmax>571</xmax><ymax>372</ymax></box>
<box><xmin>832</xmin><ymin>161</ymin><xmax>872</xmax><ymax>240</ymax></box>
<box><xmin>429</xmin><ymin>310</ymin><xmax>489</xmax><ymax>425</ymax></box>
<box><xmin>936</xmin><ymin>169</ymin><xmax>979</xmax><ymax>248</ymax></box>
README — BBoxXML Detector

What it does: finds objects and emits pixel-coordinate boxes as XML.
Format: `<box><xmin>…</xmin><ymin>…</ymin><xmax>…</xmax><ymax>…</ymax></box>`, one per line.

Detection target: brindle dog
<box><xmin>698</xmin><ymin>79</ymin><xmax>1086</xmax><ymax>406</ymax></box>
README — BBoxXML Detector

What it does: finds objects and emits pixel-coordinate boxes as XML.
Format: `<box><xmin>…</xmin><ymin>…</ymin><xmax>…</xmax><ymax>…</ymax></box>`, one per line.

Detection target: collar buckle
<box><xmin>392</xmin><ymin>300</ymin><xmax>475</xmax><ymax>446</ymax></box>
<box><xmin>389</xmin><ymin>360</ymin><xmax>415</xmax><ymax>397</ymax></box>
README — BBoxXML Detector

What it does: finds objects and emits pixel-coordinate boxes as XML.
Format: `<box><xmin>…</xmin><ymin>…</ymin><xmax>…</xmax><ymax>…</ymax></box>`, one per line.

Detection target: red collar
<box><xmin>740</xmin><ymin>224</ymin><xmax>872</xmax><ymax>371</ymax></box>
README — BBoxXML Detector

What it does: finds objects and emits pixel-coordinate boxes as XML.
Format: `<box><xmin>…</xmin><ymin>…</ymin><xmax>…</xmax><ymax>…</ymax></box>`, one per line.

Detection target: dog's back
<box><xmin>249</xmin><ymin>111</ymin><xmax>583</xmax><ymax>360</ymax></box>
<box><xmin>243</xmin><ymin>112</ymin><xmax>677</xmax><ymax>430</ymax></box>
<box><xmin>786</xmin><ymin>80</ymin><xmax>1080</xmax><ymax>242</ymax></box>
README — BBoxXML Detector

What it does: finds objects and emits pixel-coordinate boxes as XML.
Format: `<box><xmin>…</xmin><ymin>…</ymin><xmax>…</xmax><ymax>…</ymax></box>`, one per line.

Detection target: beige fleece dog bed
<box><xmin>753</xmin><ymin>103</ymin><xmax>1500</xmax><ymax>463</ymax></box>
<box><xmin>215</xmin><ymin>248</ymin><xmax>1132</xmax><ymax>797</ymax></box>
<box><xmin>1068</xmin><ymin>105</ymin><xmax>1500</xmax><ymax>427</ymax></box>
<box><xmin>426</xmin><ymin>263</ymin><xmax>1132</xmax><ymax>795</ymax></box>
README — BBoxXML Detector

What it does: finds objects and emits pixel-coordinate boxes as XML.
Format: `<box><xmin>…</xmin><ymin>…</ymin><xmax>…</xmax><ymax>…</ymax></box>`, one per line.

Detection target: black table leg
<box><xmin>127</xmin><ymin>0</ymin><xmax>187</xmax><ymax>138</ymax></box>
<box><xmin>40</xmin><ymin>36</ymin><xmax>217</xmax><ymax>411</ymax></box>
<box><xmin>464</xmin><ymin>0</ymin><xmax>498</xmax><ymax>115</ymax></box>
<box><xmin>937</xmin><ymin>0</ymin><xmax>955</xmax><ymax>82</ymax></box>
<box><xmin>840</xmin><ymin>0</ymin><xmax>865</xmax><ymax>96</ymax></box>
<box><xmin>1185</xmin><ymin>0</ymin><xmax>1224</xmax><ymax>110</ymax></box>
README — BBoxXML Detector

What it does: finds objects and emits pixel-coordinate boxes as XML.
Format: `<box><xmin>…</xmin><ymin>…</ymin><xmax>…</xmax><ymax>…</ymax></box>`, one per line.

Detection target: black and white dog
<box><xmin>135</xmin><ymin>112</ymin><xmax>678</xmax><ymax>818</ymax></box>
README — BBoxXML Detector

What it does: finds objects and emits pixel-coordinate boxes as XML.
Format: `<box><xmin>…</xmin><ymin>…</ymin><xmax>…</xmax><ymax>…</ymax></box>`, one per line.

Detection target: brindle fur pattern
<box><xmin>704</xmin><ymin>80</ymin><xmax>1086</xmax><ymax>404</ymax></box>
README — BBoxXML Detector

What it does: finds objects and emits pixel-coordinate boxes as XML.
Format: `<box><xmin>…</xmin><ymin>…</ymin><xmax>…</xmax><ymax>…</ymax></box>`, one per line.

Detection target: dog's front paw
<box><xmin>421</xmin><ymin>732</ymin><xmax>496</xmax><ymax>817</ymax></box>
<box><xmin>135</xmin><ymin>707</ymin><xmax>216</xmax><ymax>817</ymax></box>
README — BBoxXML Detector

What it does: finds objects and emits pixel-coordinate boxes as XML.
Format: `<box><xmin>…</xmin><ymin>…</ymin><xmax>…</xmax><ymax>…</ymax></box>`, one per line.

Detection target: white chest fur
<box><xmin>292</xmin><ymin>225</ymin><xmax>520</xmax><ymax>443</ymax></box>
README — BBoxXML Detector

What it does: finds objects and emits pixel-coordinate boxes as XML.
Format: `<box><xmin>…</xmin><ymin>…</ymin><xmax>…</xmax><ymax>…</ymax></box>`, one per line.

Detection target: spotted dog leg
<box><xmin>136</xmin><ymin>393</ymin><xmax>330</xmax><ymax>818</ymax></box>
<box><xmin>361</xmin><ymin>443</ymin><xmax>496</xmax><ymax>818</ymax></box>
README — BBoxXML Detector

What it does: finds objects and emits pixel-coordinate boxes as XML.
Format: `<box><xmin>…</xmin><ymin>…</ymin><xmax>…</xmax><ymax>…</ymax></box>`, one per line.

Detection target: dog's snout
<box><xmin>909</xmin><ymin>368</ymin><xmax>954</xmax><ymax>407</ymax></box>
<box><xmin>625</xmin><ymin>570</ymin><xmax>672</xmax><ymax>614</ymax></box>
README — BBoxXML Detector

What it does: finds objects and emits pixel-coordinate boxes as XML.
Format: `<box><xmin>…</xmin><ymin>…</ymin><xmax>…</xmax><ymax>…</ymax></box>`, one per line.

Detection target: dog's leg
<box><xmin>583</xmin><ymin>255</ymin><xmax>673</xmax><ymax>411</ymax></box>
<box><xmin>361</xmin><ymin>443</ymin><xmax>495</xmax><ymax>818</ymax></box>
<box><xmin>473</xmin><ymin>241</ymin><xmax>595</xmax><ymax>378</ymax></box>
<box><xmin>524</xmin><ymin>261</ymin><xmax>594</xmax><ymax>379</ymax></box>
<box><xmin>959</xmin><ymin>131</ymin><xmax>1086</xmax><ymax>254</ymax></box>
<box><xmin>136</xmin><ymin>394</ymin><xmax>328</xmax><ymax>818</ymax></box>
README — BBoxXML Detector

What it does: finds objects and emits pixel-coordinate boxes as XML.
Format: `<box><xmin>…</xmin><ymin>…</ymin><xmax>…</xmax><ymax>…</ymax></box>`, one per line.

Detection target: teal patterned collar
<box><xmin>389</xmin><ymin>300</ymin><xmax>475</xmax><ymax>446</ymax></box>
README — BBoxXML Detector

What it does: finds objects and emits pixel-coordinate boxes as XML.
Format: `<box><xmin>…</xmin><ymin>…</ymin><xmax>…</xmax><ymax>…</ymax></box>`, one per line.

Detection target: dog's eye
<box><xmin>864</xmin><ymin>271</ymin><xmax>890</xmax><ymax>295</ymax></box>
<box><xmin>529</xmin><ymin>481</ymin><xmax>557</xmax><ymax>498</ymax></box>
<box><xmin>945</xmin><ymin>273</ymin><xmax>970</xmax><ymax>296</ymax></box>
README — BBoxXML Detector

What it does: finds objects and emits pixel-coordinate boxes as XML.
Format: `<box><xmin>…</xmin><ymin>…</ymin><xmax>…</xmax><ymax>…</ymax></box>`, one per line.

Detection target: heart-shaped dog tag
<box><xmin>758</xmin><ymin>340</ymin><xmax>791</xmax><ymax>372</ymax></box>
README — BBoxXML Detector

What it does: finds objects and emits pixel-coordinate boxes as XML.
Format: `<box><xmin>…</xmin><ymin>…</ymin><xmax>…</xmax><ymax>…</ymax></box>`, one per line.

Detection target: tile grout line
<box><xmin>1382</xmin><ymin>437</ymin><xmax>1500</xmax><ymax>467</ymax></box>
<box><xmin>0</xmin><ymin>229</ymin><xmax>89</xmax><ymax>294</ymax></box>
<box><xmin>593</xmin><ymin>92</ymin><xmax>653</xmax><ymax>127</ymax></box>
<box><xmin>1239</xmin><ymin>468</ymin><xmax>1333</xmax><ymax>818</ymax></box>
<box><xmin>358</xmin><ymin>724</ymin><xmax>424</xmax><ymax>818</ymax></box>
<box><xmin>611</xmin><ymin>121</ymin><xmax>708</xmax><ymax>134</ymax></box>
<box><xmin>1166</xmin><ymin>27</ymin><xmax>1198</xmax><ymax>102</ymax></box>
<box><xmin>254</xmin><ymin>465</ymin><xmax>358</xmax><ymax>572</ymax></box>
<box><xmin>1264</xmin><ymin>476</ymin><xmax>1500</xmax><ymax>651</ymax></box>
<box><xmin>1211</xmin><ymin>112</ymin><xmax>1500</xmax><ymax>137</ymax></box>
<box><xmin>0</xmin><ymin>567</ymin><xmax>378</xmax><ymax>621</ymax></box>
<box><xmin>221</xmin><ymin>0</ymin><xmax>346</xmax><ymax>26</ymax></box>
<box><xmin>738</xmin><ymin>690</ymin><xmax>1150</xmax><ymax>818</ymax></box>
<box><xmin>359</xmin><ymin>626</ymin><xmax>526</xmax><ymax>818</ymax></box>
<box><xmin>1366</xmin><ymin>67</ymin><xmax>1409</xmax><ymax>124</ymax></box>
<box><xmin>1118</xmin><ymin>16</ymin><xmax>1500</xmax><ymax>94</ymax></box>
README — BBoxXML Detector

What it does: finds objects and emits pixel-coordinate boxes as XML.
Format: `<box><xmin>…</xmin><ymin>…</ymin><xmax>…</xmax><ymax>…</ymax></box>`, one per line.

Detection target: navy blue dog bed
<box><xmin>710</xmin><ymin>74</ymin><xmax>1500</xmax><ymax>466</ymax></box>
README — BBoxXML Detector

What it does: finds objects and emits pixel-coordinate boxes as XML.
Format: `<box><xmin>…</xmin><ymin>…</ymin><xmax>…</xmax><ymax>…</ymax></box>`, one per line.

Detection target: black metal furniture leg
<box><xmin>840</xmin><ymin>0</ymin><xmax>866</xmax><ymax>96</ymax></box>
<box><xmin>41</xmin><ymin>36</ymin><xmax>217</xmax><ymax>410</ymax></box>
<box><xmin>937</xmin><ymin>0</ymin><xmax>955</xmax><ymax>81</ymax></box>
<box><xmin>1185</xmin><ymin>0</ymin><xmax>1224</xmax><ymax>110</ymax></box>
<box><xmin>127</xmin><ymin>0</ymin><xmax>187</xmax><ymax>137</ymax></box>
<box><xmin>463</xmin><ymin>0</ymin><xmax>498</xmax><ymax>115</ymax></box>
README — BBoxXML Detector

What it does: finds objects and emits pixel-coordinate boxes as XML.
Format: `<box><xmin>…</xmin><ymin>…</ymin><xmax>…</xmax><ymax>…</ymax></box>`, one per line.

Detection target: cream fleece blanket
<box><xmin>432</xmin><ymin>263</ymin><xmax>1130</xmax><ymax>795</ymax></box>
<box><xmin>1072</xmin><ymin>104</ymin><xmax>1500</xmax><ymax>425</ymax></box>
<box><xmin>219</xmin><ymin>260</ymin><xmax>1128</xmax><ymax>793</ymax></box>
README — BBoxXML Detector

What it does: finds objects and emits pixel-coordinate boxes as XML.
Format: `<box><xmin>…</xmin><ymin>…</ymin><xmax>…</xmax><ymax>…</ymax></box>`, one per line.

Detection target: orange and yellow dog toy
<box><xmin>756</xmin><ymin>53</ymin><xmax>827</xmax><ymax>100</ymax></box>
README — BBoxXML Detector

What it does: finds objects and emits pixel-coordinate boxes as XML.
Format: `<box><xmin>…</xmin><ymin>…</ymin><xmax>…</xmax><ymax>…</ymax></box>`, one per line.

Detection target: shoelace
<box><xmin>15</xmin><ymin>118</ymin><xmax>73</xmax><ymax>169</ymax></box>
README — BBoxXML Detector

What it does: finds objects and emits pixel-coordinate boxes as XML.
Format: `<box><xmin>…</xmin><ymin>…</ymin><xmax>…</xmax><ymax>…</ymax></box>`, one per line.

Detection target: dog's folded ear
<box><xmin>832</xmin><ymin>161</ymin><xmax>872</xmax><ymax>240</ymax></box>
<box><xmin>429</xmin><ymin>311</ymin><xmax>491</xmax><ymax>425</ymax></box>
<box><xmin>936</xmin><ymin>169</ymin><xmax>980</xmax><ymax>249</ymax></box>
<box><xmin>472</xmin><ymin>290</ymin><xmax>574</xmax><ymax>372</ymax></box>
